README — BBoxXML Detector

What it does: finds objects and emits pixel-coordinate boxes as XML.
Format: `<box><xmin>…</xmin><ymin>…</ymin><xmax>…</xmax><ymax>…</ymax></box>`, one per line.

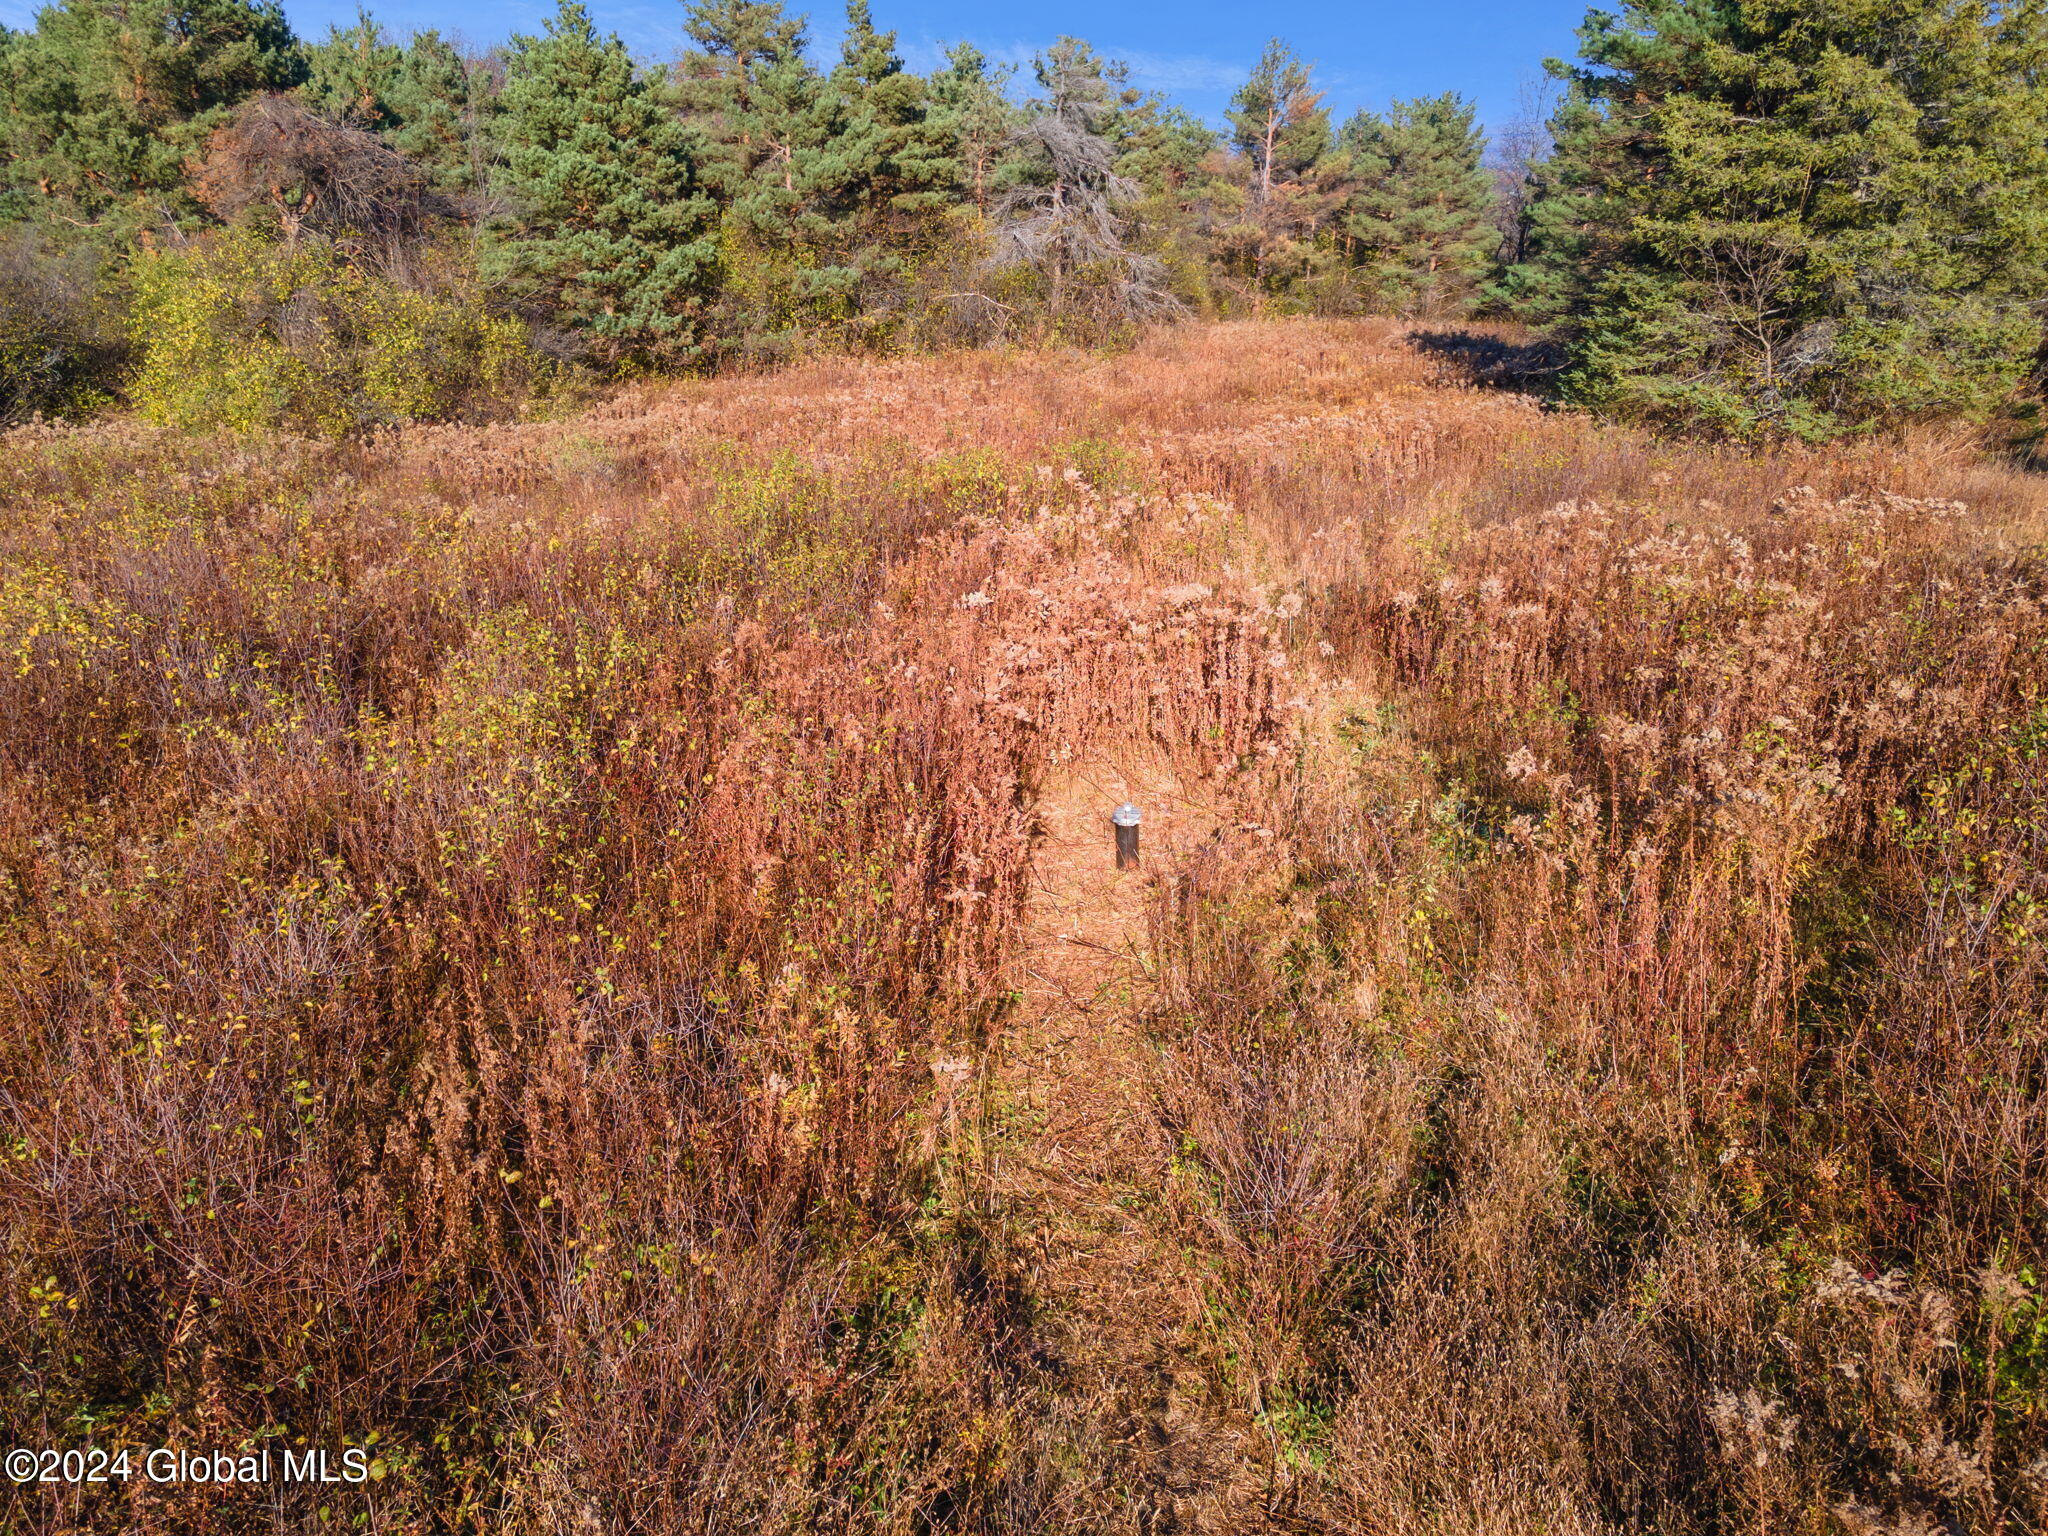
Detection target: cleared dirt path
<box><xmin>990</xmin><ymin>755</ymin><xmax>1259</xmax><ymax>1530</ymax></box>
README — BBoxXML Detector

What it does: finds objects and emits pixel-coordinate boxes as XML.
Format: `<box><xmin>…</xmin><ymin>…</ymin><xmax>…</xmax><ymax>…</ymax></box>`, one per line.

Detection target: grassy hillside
<box><xmin>2</xmin><ymin>320</ymin><xmax>2045</xmax><ymax>1533</ymax></box>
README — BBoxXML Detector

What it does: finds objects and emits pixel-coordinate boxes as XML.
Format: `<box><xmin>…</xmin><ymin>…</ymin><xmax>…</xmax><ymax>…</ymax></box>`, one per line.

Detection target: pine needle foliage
<box><xmin>0</xmin><ymin>0</ymin><xmax>304</xmax><ymax>237</ymax></box>
<box><xmin>1340</xmin><ymin>93</ymin><xmax>1498</xmax><ymax>318</ymax></box>
<box><xmin>1225</xmin><ymin>39</ymin><xmax>1342</xmax><ymax>292</ymax></box>
<box><xmin>304</xmin><ymin>11</ymin><xmax>479</xmax><ymax>194</ymax></box>
<box><xmin>1533</xmin><ymin>0</ymin><xmax>2048</xmax><ymax>439</ymax></box>
<box><xmin>484</xmin><ymin>0</ymin><xmax>717</xmax><ymax>365</ymax></box>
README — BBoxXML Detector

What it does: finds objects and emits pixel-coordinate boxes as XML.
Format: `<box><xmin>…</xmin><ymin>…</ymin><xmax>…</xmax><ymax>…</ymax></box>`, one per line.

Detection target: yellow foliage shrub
<box><xmin>129</xmin><ymin>229</ymin><xmax>538</xmax><ymax>435</ymax></box>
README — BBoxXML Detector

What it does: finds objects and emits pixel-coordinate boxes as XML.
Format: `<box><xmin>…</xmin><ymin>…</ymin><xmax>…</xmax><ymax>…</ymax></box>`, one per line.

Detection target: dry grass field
<box><xmin>2</xmin><ymin>319</ymin><xmax>2045</xmax><ymax>1534</ymax></box>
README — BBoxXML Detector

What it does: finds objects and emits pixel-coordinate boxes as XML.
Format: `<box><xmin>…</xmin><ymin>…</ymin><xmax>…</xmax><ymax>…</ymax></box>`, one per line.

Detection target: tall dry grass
<box><xmin>0</xmin><ymin>364</ymin><xmax>1285</xmax><ymax>1531</ymax></box>
<box><xmin>1</xmin><ymin>319</ymin><xmax>2043</xmax><ymax>1534</ymax></box>
<box><xmin>1129</xmin><ymin>326</ymin><xmax>2048</xmax><ymax>1534</ymax></box>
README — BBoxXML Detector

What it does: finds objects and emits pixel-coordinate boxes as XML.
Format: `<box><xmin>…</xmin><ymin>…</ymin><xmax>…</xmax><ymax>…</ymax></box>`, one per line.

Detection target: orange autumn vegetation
<box><xmin>1</xmin><ymin>320</ymin><xmax>2044</xmax><ymax>1534</ymax></box>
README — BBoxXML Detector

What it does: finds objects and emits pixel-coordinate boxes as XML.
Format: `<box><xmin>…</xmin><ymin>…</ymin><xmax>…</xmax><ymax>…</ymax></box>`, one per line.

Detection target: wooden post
<box><xmin>1112</xmin><ymin>803</ymin><xmax>1141</xmax><ymax>869</ymax></box>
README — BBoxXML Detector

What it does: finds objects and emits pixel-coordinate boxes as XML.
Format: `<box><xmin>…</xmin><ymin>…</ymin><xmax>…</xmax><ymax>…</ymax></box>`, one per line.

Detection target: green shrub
<box><xmin>129</xmin><ymin>229</ymin><xmax>538</xmax><ymax>435</ymax></box>
<box><xmin>707</xmin><ymin>219</ymin><xmax>978</xmax><ymax>361</ymax></box>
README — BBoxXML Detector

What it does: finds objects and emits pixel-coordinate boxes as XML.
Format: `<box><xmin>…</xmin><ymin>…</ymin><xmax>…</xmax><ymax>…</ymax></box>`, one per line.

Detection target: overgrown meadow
<box><xmin>2</xmin><ymin>321</ymin><xmax>2044</xmax><ymax>1534</ymax></box>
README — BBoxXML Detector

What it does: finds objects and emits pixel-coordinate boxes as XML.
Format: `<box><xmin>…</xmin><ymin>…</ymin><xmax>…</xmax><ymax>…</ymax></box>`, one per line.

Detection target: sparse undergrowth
<box><xmin>1</xmin><ymin>320</ymin><xmax>2044</xmax><ymax>1534</ymax></box>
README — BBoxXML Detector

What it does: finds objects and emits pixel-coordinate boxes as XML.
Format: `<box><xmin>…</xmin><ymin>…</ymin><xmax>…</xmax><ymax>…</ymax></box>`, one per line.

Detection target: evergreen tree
<box><xmin>1551</xmin><ymin>0</ymin><xmax>2048</xmax><ymax>437</ymax></box>
<box><xmin>304</xmin><ymin>12</ymin><xmax>477</xmax><ymax>193</ymax></box>
<box><xmin>810</xmin><ymin>0</ymin><xmax>953</xmax><ymax>234</ymax></box>
<box><xmin>1107</xmin><ymin>93</ymin><xmax>1214</xmax><ymax>199</ymax></box>
<box><xmin>1224</xmin><ymin>40</ymin><xmax>1343</xmax><ymax>289</ymax></box>
<box><xmin>1099</xmin><ymin>89</ymin><xmax>1218</xmax><ymax>309</ymax></box>
<box><xmin>926</xmin><ymin>43</ymin><xmax>1016</xmax><ymax>217</ymax></box>
<box><xmin>1226</xmin><ymin>39</ymin><xmax>1331</xmax><ymax>204</ymax></box>
<box><xmin>303</xmin><ymin>8</ymin><xmax>399</xmax><ymax>123</ymax></box>
<box><xmin>675</xmin><ymin>0</ymin><xmax>814</xmax><ymax>226</ymax></box>
<box><xmin>380</xmin><ymin>32</ymin><xmax>481</xmax><ymax>194</ymax></box>
<box><xmin>991</xmin><ymin>37</ymin><xmax>1176</xmax><ymax>324</ymax></box>
<box><xmin>682</xmin><ymin>0</ymin><xmax>950</xmax><ymax>240</ymax></box>
<box><xmin>1340</xmin><ymin>93</ymin><xmax>1497</xmax><ymax>317</ymax></box>
<box><xmin>681</xmin><ymin>0</ymin><xmax>806</xmax><ymax>83</ymax></box>
<box><xmin>485</xmin><ymin>0</ymin><xmax>715</xmax><ymax>361</ymax></box>
<box><xmin>681</xmin><ymin>0</ymin><xmax>959</xmax><ymax>346</ymax></box>
<box><xmin>0</xmin><ymin>0</ymin><xmax>304</xmax><ymax>234</ymax></box>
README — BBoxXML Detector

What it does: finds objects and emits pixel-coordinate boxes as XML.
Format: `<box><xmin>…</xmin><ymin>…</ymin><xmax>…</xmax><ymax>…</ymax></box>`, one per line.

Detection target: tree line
<box><xmin>2</xmin><ymin>0</ymin><xmax>2044</xmax><ymax>441</ymax></box>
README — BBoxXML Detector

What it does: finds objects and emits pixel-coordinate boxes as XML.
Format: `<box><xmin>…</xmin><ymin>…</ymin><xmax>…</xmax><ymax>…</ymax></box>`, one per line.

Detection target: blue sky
<box><xmin>1</xmin><ymin>0</ymin><xmax>1593</xmax><ymax>134</ymax></box>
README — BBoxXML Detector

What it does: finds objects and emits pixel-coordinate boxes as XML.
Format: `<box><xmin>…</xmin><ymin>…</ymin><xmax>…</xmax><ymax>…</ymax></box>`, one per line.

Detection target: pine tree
<box><xmin>485</xmin><ymin>0</ymin><xmax>715</xmax><ymax>362</ymax></box>
<box><xmin>380</xmin><ymin>32</ymin><xmax>480</xmax><ymax>195</ymax></box>
<box><xmin>1224</xmin><ymin>40</ymin><xmax>1342</xmax><ymax>289</ymax></box>
<box><xmin>1339</xmin><ymin>93</ymin><xmax>1497</xmax><ymax>317</ymax></box>
<box><xmin>1552</xmin><ymin>0</ymin><xmax>2048</xmax><ymax>437</ymax></box>
<box><xmin>303</xmin><ymin>8</ymin><xmax>399</xmax><ymax>123</ymax></box>
<box><xmin>926</xmin><ymin>43</ymin><xmax>1016</xmax><ymax>217</ymax></box>
<box><xmin>815</xmin><ymin>0</ymin><xmax>953</xmax><ymax>231</ymax></box>
<box><xmin>1107</xmin><ymin>93</ymin><xmax>1214</xmax><ymax>199</ymax></box>
<box><xmin>681</xmin><ymin>0</ymin><xmax>806</xmax><ymax>84</ymax></box>
<box><xmin>304</xmin><ymin>11</ymin><xmax>477</xmax><ymax>193</ymax></box>
<box><xmin>991</xmin><ymin>37</ymin><xmax>1177</xmax><ymax>324</ymax></box>
<box><xmin>0</xmin><ymin>0</ymin><xmax>304</xmax><ymax>235</ymax></box>
<box><xmin>680</xmin><ymin>0</ymin><xmax>953</xmax><ymax>342</ymax></box>
<box><xmin>1227</xmin><ymin>40</ymin><xmax>1330</xmax><ymax>205</ymax></box>
<box><xmin>675</xmin><ymin>0</ymin><xmax>814</xmax><ymax>227</ymax></box>
<box><xmin>1097</xmin><ymin>89</ymin><xmax>1217</xmax><ymax>309</ymax></box>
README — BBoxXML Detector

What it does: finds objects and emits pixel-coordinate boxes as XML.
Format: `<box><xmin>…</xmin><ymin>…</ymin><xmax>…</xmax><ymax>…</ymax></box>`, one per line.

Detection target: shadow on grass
<box><xmin>1406</xmin><ymin>327</ymin><xmax>1566</xmax><ymax>394</ymax></box>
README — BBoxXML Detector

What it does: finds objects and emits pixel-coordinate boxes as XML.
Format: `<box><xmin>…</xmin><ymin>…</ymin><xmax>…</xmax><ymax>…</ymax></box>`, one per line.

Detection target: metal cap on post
<box><xmin>1112</xmin><ymin>803</ymin><xmax>1142</xmax><ymax>869</ymax></box>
